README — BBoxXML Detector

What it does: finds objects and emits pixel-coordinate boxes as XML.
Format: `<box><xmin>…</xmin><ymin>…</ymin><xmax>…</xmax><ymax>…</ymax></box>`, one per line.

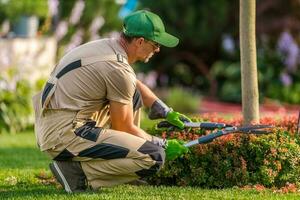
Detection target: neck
<box><xmin>118</xmin><ymin>35</ymin><xmax>136</xmax><ymax>64</ymax></box>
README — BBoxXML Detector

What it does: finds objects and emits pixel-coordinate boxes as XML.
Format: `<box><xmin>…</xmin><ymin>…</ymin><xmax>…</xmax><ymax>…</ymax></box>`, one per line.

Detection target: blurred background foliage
<box><xmin>137</xmin><ymin>0</ymin><xmax>300</xmax><ymax>104</ymax></box>
<box><xmin>0</xmin><ymin>68</ymin><xmax>34</xmax><ymax>133</ymax></box>
<box><xmin>50</xmin><ymin>0</ymin><xmax>123</xmax><ymax>57</ymax></box>
<box><xmin>0</xmin><ymin>0</ymin><xmax>48</xmax><ymax>22</ymax></box>
<box><xmin>156</xmin><ymin>87</ymin><xmax>200</xmax><ymax>113</ymax></box>
<box><xmin>1</xmin><ymin>0</ymin><xmax>299</xmax><ymax>104</ymax></box>
<box><xmin>0</xmin><ymin>0</ymin><xmax>300</xmax><ymax>133</ymax></box>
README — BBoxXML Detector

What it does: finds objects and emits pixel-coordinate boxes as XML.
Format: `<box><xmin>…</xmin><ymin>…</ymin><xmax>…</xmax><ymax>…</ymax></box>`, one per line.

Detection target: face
<box><xmin>135</xmin><ymin>38</ymin><xmax>160</xmax><ymax>63</ymax></box>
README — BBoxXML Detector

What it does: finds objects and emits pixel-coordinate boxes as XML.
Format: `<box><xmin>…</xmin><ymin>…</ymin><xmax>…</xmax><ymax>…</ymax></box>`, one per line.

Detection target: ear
<box><xmin>135</xmin><ymin>37</ymin><xmax>145</xmax><ymax>46</ymax></box>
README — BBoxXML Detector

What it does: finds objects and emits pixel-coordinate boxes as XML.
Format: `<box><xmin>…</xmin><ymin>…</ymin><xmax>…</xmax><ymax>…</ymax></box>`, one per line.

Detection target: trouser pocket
<box><xmin>74</xmin><ymin>121</ymin><xmax>102</xmax><ymax>142</ymax></box>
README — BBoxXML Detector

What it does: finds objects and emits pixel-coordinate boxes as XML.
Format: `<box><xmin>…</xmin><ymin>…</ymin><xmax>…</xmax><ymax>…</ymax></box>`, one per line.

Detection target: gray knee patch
<box><xmin>135</xmin><ymin>141</ymin><xmax>166</xmax><ymax>178</ymax></box>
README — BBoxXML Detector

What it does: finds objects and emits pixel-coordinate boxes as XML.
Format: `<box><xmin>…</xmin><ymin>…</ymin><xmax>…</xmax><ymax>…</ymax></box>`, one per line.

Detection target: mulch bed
<box><xmin>200</xmin><ymin>98</ymin><xmax>299</xmax><ymax>116</ymax></box>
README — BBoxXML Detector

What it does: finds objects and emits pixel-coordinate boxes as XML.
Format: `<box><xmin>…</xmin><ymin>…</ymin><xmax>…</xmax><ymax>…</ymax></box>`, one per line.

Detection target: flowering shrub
<box><xmin>147</xmin><ymin>114</ymin><xmax>300</xmax><ymax>188</ymax></box>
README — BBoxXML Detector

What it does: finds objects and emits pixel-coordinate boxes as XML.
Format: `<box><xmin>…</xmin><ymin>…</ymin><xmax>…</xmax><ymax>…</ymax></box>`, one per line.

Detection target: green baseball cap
<box><xmin>123</xmin><ymin>10</ymin><xmax>179</xmax><ymax>48</ymax></box>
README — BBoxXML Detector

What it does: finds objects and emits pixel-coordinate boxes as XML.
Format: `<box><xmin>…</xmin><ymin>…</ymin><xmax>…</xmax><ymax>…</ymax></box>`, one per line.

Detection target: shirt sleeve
<box><xmin>105</xmin><ymin>68</ymin><xmax>136</xmax><ymax>104</ymax></box>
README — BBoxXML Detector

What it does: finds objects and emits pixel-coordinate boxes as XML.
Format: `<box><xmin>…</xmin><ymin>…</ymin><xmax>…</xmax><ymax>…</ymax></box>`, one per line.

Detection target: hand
<box><xmin>165</xmin><ymin>139</ymin><xmax>189</xmax><ymax>160</ymax></box>
<box><xmin>166</xmin><ymin>110</ymin><xmax>191</xmax><ymax>129</ymax></box>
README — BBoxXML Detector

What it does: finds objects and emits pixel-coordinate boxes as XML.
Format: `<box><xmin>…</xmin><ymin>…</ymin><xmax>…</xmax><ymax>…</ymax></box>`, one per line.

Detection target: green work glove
<box><xmin>166</xmin><ymin>110</ymin><xmax>191</xmax><ymax>129</ymax></box>
<box><xmin>148</xmin><ymin>99</ymin><xmax>191</xmax><ymax>129</ymax></box>
<box><xmin>165</xmin><ymin>139</ymin><xmax>189</xmax><ymax>161</ymax></box>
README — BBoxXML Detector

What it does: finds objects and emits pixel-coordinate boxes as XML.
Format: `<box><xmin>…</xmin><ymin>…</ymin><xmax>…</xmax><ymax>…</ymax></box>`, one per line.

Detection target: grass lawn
<box><xmin>1</xmin><ymin>131</ymin><xmax>300</xmax><ymax>200</ymax></box>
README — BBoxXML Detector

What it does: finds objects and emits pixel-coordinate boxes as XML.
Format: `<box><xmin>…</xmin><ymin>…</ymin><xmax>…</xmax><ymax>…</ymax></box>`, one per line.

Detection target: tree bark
<box><xmin>240</xmin><ymin>0</ymin><xmax>259</xmax><ymax>124</ymax></box>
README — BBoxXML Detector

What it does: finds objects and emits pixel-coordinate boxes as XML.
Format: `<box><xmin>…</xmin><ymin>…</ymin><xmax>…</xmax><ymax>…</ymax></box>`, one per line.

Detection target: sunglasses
<box><xmin>145</xmin><ymin>40</ymin><xmax>160</xmax><ymax>49</ymax></box>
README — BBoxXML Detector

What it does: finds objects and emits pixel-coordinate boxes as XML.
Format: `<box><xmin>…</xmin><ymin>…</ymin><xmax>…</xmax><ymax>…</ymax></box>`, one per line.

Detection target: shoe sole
<box><xmin>49</xmin><ymin>162</ymin><xmax>72</xmax><ymax>193</ymax></box>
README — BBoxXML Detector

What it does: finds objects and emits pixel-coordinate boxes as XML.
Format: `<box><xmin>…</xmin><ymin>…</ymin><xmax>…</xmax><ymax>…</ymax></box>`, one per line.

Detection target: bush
<box><xmin>147</xmin><ymin>114</ymin><xmax>300</xmax><ymax>188</ymax></box>
<box><xmin>0</xmin><ymin>0</ymin><xmax>48</xmax><ymax>21</ymax></box>
<box><xmin>211</xmin><ymin>45</ymin><xmax>300</xmax><ymax>104</ymax></box>
<box><xmin>0</xmin><ymin>69</ymin><xmax>39</xmax><ymax>134</ymax></box>
<box><xmin>163</xmin><ymin>87</ymin><xmax>200</xmax><ymax>114</ymax></box>
<box><xmin>210</xmin><ymin>61</ymin><xmax>241</xmax><ymax>103</ymax></box>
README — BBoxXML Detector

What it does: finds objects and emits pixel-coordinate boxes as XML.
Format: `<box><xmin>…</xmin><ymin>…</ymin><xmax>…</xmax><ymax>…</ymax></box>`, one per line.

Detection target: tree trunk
<box><xmin>239</xmin><ymin>0</ymin><xmax>259</xmax><ymax>124</ymax></box>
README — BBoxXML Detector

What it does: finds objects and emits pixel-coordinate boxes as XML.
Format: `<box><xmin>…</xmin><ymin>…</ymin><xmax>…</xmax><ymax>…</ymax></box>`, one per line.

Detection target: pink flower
<box><xmin>89</xmin><ymin>16</ymin><xmax>105</xmax><ymax>41</ymax></box>
<box><xmin>48</xmin><ymin>0</ymin><xmax>59</xmax><ymax>16</ymax></box>
<box><xmin>55</xmin><ymin>20</ymin><xmax>68</xmax><ymax>41</ymax></box>
<box><xmin>277</xmin><ymin>31</ymin><xmax>299</xmax><ymax>72</ymax></box>
<box><xmin>69</xmin><ymin>0</ymin><xmax>85</xmax><ymax>25</ymax></box>
<box><xmin>280</xmin><ymin>72</ymin><xmax>292</xmax><ymax>86</ymax></box>
<box><xmin>65</xmin><ymin>29</ymin><xmax>84</xmax><ymax>52</ymax></box>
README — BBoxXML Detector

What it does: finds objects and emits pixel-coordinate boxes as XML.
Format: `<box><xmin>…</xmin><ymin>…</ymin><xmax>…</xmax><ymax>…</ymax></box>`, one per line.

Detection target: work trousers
<box><xmin>45</xmin><ymin>109</ymin><xmax>165</xmax><ymax>190</ymax></box>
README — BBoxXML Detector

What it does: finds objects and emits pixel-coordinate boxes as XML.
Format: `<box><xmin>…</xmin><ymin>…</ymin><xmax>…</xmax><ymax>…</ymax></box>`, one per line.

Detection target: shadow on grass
<box><xmin>0</xmin><ymin>147</ymin><xmax>49</xmax><ymax>169</ymax></box>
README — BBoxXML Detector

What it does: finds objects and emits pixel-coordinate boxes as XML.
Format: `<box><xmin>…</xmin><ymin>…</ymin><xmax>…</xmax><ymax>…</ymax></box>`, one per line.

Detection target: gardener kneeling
<box><xmin>32</xmin><ymin>10</ymin><xmax>189</xmax><ymax>193</ymax></box>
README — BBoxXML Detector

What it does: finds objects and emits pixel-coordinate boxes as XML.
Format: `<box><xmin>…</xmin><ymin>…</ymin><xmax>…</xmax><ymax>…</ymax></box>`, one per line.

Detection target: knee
<box><xmin>135</xmin><ymin>141</ymin><xmax>166</xmax><ymax>178</ymax></box>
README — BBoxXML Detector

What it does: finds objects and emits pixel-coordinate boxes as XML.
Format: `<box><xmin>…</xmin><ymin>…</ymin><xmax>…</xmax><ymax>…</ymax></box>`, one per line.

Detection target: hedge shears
<box><xmin>157</xmin><ymin>121</ymin><xmax>274</xmax><ymax>148</ymax></box>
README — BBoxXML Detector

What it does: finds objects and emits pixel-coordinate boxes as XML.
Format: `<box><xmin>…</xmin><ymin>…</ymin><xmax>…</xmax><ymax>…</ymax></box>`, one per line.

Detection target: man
<box><xmin>32</xmin><ymin>10</ymin><xmax>190</xmax><ymax>193</ymax></box>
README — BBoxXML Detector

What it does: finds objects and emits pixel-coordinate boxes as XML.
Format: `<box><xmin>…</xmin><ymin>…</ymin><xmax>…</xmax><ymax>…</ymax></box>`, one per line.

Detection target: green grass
<box><xmin>1</xmin><ymin>132</ymin><xmax>300</xmax><ymax>199</ymax></box>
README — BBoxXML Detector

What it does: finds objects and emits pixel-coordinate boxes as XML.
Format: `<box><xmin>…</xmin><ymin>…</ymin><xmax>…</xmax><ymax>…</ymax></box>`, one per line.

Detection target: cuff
<box><xmin>148</xmin><ymin>99</ymin><xmax>171</xmax><ymax>119</ymax></box>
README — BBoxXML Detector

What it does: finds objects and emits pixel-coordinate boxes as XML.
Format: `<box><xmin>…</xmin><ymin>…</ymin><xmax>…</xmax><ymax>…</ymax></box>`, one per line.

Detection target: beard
<box><xmin>144</xmin><ymin>52</ymin><xmax>154</xmax><ymax>63</ymax></box>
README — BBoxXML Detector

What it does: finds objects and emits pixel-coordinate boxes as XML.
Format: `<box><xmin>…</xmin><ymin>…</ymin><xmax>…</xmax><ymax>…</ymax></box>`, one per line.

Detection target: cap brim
<box><xmin>153</xmin><ymin>32</ymin><xmax>179</xmax><ymax>48</ymax></box>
